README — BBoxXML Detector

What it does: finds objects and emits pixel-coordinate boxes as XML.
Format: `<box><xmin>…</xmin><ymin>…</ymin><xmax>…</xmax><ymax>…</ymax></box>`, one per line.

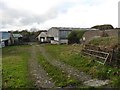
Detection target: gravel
<box><xmin>28</xmin><ymin>46</ymin><xmax>55</xmax><ymax>88</ymax></box>
<box><xmin>39</xmin><ymin>46</ymin><xmax>110</xmax><ymax>87</ymax></box>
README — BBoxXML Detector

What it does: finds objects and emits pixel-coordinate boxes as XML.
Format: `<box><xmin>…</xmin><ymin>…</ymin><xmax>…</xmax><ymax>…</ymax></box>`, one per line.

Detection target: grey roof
<box><xmin>49</xmin><ymin>27</ymin><xmax>92</xmax><ymax>31</ymax></box>
<box><xmin>50</xmin><ymin>27</ymin><xmax>81</xmax><ymax>30</ymax></box>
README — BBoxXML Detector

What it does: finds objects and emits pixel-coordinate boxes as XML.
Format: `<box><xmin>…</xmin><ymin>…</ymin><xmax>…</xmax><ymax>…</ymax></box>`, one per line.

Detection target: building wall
<box><xmin>59</xmin><ymin>39</ymin><xmax>68</xmax><ymax>44</ymax></box>
<box><xmin>105</xmin><ymin>29</ymin><xmax>118</xmax><ymax>36</ymax></box>
<box><xmin>82</xmin><ymin>30</ymin><xmax>102</xmax><ymax>43</ymax></box>
<box><xmin>82</xmin><ymin>29</ymin><xmax>118</xmax><ymax>43</ymax></box>
<box><xmin>59</xmin><ymin>30</ymin><xmax>72</xmax><ymax>39</ymax></box>
<box><xmin>37</xmin><ymin>32</ymin><xmax>47</xmax><ymax>42</ymax></box>
<box><xmin>54</xmin><ymin>37</ymin><xmax>59</xmax><ymax>41</ymax></box>
<box><xmin>47</xmin><ymin>28</ymin><xmax>59</xmax><ymax>39</ymax></box>
<box><xmin>48</xmin><ymin>27</ymin><xmax>93</xmax><ymax>44</ymax></box>
<box><xmin>51</xmin><ymin>40</ymin><xmax>59</xmax><ymax>44</ymax></box>
<box><xmin>59</xmin><ymin>30</ymin><xmax>72</xmax><ymax>44</ymax></box>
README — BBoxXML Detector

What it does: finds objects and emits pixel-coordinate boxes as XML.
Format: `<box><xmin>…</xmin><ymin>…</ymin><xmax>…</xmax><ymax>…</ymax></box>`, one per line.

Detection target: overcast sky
<box><xmin>0</xmin><ymin>0</ymin><xmax>119</xmax><ymax>31</ymax></box>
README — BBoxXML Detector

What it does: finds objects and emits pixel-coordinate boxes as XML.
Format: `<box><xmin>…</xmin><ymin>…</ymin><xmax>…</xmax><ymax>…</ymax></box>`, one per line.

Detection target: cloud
<box><xmin>38</xmin><ymin>0</ymin><xmax>119</xmax><ymax>29</ymax></box>
<box><xmin>0</xmin><ymin>0</ymin><xmax>76</xmax><ymax>30</ymax></box>
<box><xmin>0</xmin><ymin>0</ymin><xmax>119</xmax><ymax>31</ymax></box>
<box><xmin>118</xmin><ymin>1</ymin><xmax>120</xmax><ymax>28</ymax></box>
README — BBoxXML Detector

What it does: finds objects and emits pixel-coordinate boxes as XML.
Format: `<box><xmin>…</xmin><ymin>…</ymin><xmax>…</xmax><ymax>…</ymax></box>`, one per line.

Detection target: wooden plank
<box><xmin>83</xmin><ymin>52</ymin><xmax>107</xmax><ymax>64</ymax></box>
<box><xmin>83</xmin><ymin>52</ymin><xmax>106</xmax><ymax>60</ymax></box>
<box><xmin>83</xmin><ymin>49</ymin><xmax>109</xmax><ymax>57</ymax></box>
<box><xmin>103</xmin><ymin>53</ymin><xmax>109</xmax><ymax>65</ymax></box>
<box><xmin>82</xmin><ymin>44</ymin><xmax>111</xmax><ymax>65</ymax></box>
<box><xmin>82</xmin><ymin>49</ymin><xmax>110</xmax><ymax>65</ymax></box>
<box><xmin>85</xmin><ymin>49</ymin><xmax>109</xmax><ymax>55</ymax></box>
<box><xmin>83</xmin><ymin>49</ymin><xmax>109</xmax><ymax>58</ymax></box>
<box><xmin>95</xmin><ymin>60</ymin><xmax>104</xmax><ymax>65</ymax></box>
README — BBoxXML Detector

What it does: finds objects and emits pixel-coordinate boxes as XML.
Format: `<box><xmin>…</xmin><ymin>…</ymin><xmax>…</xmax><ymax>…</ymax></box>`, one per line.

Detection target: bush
<box><xmin>68</xmin><ymin>30</ymin><xmax>86</xmax><ymax>44</ymax></box>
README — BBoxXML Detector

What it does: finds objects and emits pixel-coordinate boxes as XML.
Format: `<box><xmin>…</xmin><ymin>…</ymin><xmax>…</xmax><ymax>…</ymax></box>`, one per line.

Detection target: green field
<box><xmin>36</xmin><ymin>49</ymin><xmax>79</xmax><ymax>87</ymax></box>
<box><xmin>43</xmin><ymin>44</ymin><xmax>120</xmax><ymax>87</ymax></box>
<box><xmin>89</xmin><ymin>36</ymin><xmax>118</xmax><ymax>47</ymax></box>
<box><xmin>2</xmin><ymin>43</ymin><xmax>120</xmax><ymax>88</ymax></box>
<box><xmin>2</xmin><ymin>45</ymin><xmax>33</xmax><ymax>88</ymax></box>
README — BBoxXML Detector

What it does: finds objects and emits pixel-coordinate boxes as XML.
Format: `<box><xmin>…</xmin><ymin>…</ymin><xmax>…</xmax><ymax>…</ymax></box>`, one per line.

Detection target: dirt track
<box><xmin>28</xmin><ymin>45</ymin><xmax>55</xmax><ymax>88</ymax></box>
<box><xmin>38</xmin><ymin>45</ymin><xmax>110</xmax><ymax>87</ymax></box>
<box><xmin>28</xmin><ymin>44</ymin><xmax>110</xmax><ymax>88</ymax></box>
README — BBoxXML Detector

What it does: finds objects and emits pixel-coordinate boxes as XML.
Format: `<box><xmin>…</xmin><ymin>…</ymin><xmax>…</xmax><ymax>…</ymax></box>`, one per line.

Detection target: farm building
<box><xmin>37</xmin><ymin>31</ymin><xmax>48</xmax><ymax>43</ymax></box>
<box><xmin>13</xmin><ymin>34</ymin><xmax>23</xmax><ymax>44</ymax></box>
<box><xmin>47</xmin><ymin>27</ymin><xmax>98</xmax><ymax>44</ymax></box>
<box><xmin>47</xmin><ymin>27</ymin><xmax>74</xmax><ymax>44</ymax></box>
<box><xmin>37</xmin><ymin>27</ymin><xmax>99</xmax><ymax>44</ymax></box>
<box><xmin>37</xmin><ymin>27</ymin><xmax>100</xmax><ymax>44</ymax></box>
<box><xmin>47</xmin><ymin>27</ymin><xmax>87</xmax><ymax>44</ymax></box>
<box><xmin>82</xmin><ymin>29</ymin><xmax>119</xmax><ymax>43</ymax></box>
<box><xmin>0</xmin><ymin>32</ymin><xmax>14</xmax><ymax>47</ymax></box>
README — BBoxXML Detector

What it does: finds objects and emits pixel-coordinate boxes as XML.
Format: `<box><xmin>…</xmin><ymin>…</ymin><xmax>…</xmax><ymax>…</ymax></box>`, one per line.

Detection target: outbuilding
<box><xmin>0</xmin><ymin>32</ymin><xmax>14</xmax><ymax>47</ymax></box>
<box><xmin>37</xmin><ymin>31</ymin><xmax>48</xmax><ymax>43</ymax></box>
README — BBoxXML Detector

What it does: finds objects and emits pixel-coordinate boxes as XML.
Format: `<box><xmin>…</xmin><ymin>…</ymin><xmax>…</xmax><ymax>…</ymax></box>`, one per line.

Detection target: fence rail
<box><xmin>82</xmin><ymin>44</ymin><xmax>113</xmax><ymax>65</ymax></box>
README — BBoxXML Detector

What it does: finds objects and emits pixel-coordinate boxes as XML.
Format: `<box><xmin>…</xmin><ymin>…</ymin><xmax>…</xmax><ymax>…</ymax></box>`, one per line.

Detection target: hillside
<box><xmin>88</xmin><ymin>36</ymin><xmax>118</xmax><ymax>49</ymax></box>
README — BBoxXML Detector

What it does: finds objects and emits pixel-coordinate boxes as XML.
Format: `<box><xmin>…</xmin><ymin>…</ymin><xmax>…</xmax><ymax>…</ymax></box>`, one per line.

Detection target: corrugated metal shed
<box><xmin>0</xmin><ymin>32</ymin><xmax>11</xmax><ymax>41</ymax></box>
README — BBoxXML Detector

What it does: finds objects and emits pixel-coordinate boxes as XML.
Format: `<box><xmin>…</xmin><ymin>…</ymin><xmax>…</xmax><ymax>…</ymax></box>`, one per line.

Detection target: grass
<box><xmin>2</xmin><ymin>43</ymin><xmax>120</xmax><ymax>88</ymax></box>
<box><xmin>89</xmin><ymin>36</ymin><xmax>118</xmax><ymax>48</ymax></box>
<box><xmin>36</xmin><ymin>47</ymin><xmax>80</xmax><ymax>87</ymax></box>
<box><xmin>2</xmin><ymin>45</ymin><xmax>33</xmax><ymax>88</ymax></box>
<box><xmin>44</xmin><ymin>44</ymin><xmax>120</xmax><ymax>87</ymax></box>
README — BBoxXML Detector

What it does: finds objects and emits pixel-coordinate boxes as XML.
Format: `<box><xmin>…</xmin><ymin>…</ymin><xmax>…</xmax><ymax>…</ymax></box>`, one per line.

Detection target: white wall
<box><xmin>54</xmin><ymin>37</ymin><xmax>59</xmax><ymax>41</ymax></box>
<box><xmin>51</xmin><ymin>40</ymin><xmax>59</xmax><ymax>44</ymax></box>
<box><xmin>59</xmin><ymin>39</ymin><xmax>68</xmax><ymax>44</ymax></box>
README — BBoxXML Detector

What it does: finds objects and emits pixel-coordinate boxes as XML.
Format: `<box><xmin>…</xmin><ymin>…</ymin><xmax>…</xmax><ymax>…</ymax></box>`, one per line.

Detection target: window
<box><xmin>59</xmin><ymin>30</ymin><xmax>71</xmax><ymax>39</ymax></box>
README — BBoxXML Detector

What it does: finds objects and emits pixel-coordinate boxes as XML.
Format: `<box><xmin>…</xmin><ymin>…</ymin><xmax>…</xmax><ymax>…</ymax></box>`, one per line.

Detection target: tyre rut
<box><xmin>28</xmin><ymin>45</ymin><xmax>55</xmax><ymax>88</ymax></box>
<box><xmin>38</xmin><ymin>45</ymin><xmax>110</xmax><ymax>87</ymax></box>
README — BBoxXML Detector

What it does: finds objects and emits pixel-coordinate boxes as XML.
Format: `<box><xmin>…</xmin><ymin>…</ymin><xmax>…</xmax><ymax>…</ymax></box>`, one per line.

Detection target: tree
<box><xmin>20</xmin><ymin>30</ymin><xmax>30</xmax><ymax>42</ymax></box>
<box><xmin>68</xmin><ymin>30</ymin><xmax>86</xmax><ymax>44</ymax></box>
<box><xmin>68</xmin><ymin>31</ymin><xmax>78</xmax><ymax>44</ymax></box>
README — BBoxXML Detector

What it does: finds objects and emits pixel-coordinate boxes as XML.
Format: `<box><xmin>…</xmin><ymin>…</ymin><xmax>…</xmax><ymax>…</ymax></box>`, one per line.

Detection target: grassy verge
<box><xmin>44</xmin><ymin>44</ymin><xmax>120</xmax><ymax>87</ymax></box>
<box><xmin>2</xmin><ymin>45</ymin><xmax>33</xmax><ymax>88</ymax></box>
<box><xmin>89</xmin><ymin>36</ymin><xmax>118</xmax><ymax>47</ymax></box>
<box><xmin>36</xmin><ymin>48</ymin><xmax>80</xmax><ymax>87</ymax></box>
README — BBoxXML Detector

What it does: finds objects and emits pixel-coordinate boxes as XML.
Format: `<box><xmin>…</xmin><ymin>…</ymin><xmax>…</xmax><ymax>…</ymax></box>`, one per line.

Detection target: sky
<box><xmin>118</xmin><ymin>1</ymin><xmax>120</xmax><ymax>28</ymax></box>
<box><xmin>0</xmin><ymin>0</ymin><xmax>119</xmax><ymax>31</ymax></box>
